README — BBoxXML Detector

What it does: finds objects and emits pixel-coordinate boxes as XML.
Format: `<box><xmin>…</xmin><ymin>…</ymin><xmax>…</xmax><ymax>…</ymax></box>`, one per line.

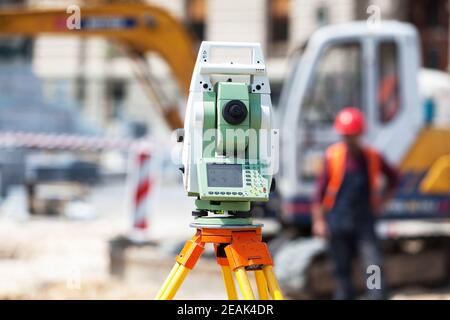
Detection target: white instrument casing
<box><xmin>182</xmin><ymin>41</ymin><xmax>277</xmax><ymax>194</ymax></box>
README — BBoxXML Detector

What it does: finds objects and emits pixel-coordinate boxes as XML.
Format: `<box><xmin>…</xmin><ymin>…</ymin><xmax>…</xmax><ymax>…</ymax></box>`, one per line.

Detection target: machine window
<box><xmin>301</xmin><ymin>42</ymin><xmax>362</xmax><ymax>125</ymax></box>
<box><xmin>377</xmin><ymin>41</ymin><xmax>400</xmax><ymax>124</ymax></box>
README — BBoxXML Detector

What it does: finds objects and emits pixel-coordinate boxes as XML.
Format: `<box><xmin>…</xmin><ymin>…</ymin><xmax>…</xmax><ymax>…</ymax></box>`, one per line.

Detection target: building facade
<box><xmin>1</xmin><ymin>0</ymin><xmax>449</xmax><ymax>136</ymax></box>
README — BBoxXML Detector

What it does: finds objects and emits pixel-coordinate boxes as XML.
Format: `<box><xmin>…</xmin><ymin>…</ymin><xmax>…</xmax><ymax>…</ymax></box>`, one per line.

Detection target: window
<box><xmin>0</xmin><ymin>38</ymin><xmax>33</xmax><ymax>61</ymax></box>
<box><xmin>408</xmin><ymin>0</ymin><xmax>449</xmax><ymax>70</ymax></box>
<box><xmin>301</xmin><ymin>43</ymin><xmax>363</xmax><ymax>125</ymax></box>
<box><xmin>105</xmin><ymin>79</ymin><xmax>127</xmax><ymax>119</ymax></box>
<box><xmin>186</xmin><ymin>0</ymin><xmax>206</xmax><ymax>40</ymax></box>
<box><xmin>425</xmin><ymin>0</ymin><xmax>440</xmax><ymax>27</ymax></box>
<box><xmin>315</xmin><ymin>6</ymin><xmax>329</xmax><ymax>27</ymax></box>
<box><xmin>268</xmin><ymin>0</ymin><xmax>289</xmax><ymax>56</ymax></box>
<box><xmin>377</xmin><ymin>41</ymin><xmax>400</xmax><ymax>124</ymax></box>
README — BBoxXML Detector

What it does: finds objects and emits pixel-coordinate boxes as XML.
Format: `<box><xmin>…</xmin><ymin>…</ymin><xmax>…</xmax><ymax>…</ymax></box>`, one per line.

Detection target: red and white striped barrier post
<box><xmin>128</xmin><ymin>146</ymin><xmax>154</xmax><ymax>242</ymax></box>
<box><xmin>0</xmin><ymin>130</ymin><xmax>159</xmax><ymax>242</ymax></box>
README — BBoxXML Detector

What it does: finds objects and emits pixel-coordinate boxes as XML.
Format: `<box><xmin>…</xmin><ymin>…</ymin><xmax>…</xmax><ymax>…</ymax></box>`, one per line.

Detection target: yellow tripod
<box><xmin>155</xmin><ymin>226</ymin><xmax>283</xmax><ymax>300</ymax></box>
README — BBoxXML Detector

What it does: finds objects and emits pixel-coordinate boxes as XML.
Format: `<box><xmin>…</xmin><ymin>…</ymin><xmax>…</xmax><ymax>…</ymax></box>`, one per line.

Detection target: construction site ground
<box><xmin>0</xmin><ymin>179</ymin><xmax>449</xmax><ymax>300</ymax></box>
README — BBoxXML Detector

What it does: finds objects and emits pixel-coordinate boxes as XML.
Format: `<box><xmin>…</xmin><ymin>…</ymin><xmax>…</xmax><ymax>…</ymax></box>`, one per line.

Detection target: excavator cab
<box><xmin>278</xmin><ymin>21</ymin><xmax>422</xmax><ymax>226</ymax></box>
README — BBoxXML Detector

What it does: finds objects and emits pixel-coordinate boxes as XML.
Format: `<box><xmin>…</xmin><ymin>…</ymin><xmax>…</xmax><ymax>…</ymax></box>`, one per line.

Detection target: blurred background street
<box><xmin>0</xmin><ymin>179</ymin><xmax>448</xmax><ymax>299</ymax></box>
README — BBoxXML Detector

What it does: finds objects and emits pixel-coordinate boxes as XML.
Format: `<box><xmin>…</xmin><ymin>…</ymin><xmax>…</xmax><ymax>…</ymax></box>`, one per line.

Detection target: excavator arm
<box><xmin>0</xmin><ymin>3</ymin><xmax>197</xmax><ymax>129</ymax></box>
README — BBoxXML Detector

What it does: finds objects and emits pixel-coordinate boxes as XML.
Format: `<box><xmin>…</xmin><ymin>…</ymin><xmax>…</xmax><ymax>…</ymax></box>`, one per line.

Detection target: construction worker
<box><xmin>312</xmin><ymin>107</ymin><xmax>398</xmax><ymax>300</ymax></box>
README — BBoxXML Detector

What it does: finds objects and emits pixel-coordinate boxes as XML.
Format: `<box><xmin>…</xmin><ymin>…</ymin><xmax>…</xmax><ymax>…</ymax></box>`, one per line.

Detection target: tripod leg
<box><xmin>159</xmin><ymin>264</ymin><xmax>190</xmax><ymax>300</ymax></box>
<box><xmin>263</xmin><ymin>265</ymin><xmax>284</xmax><ymax>300</ymax></box>
<box><xmin>255</xmin><ymin>270</ymin><xmax>269</xmax><ymax>300</ymax></box>
<box><xmin>220</xmin><ymin>266</ymin><xmax>238</xmax><ymax>300</ymax></box>
<box><xmin>157</xmin><ymin>233</ymin><xmax>205</xmax><ymax>300</ymax></box>
<box><xmin>155</xmin><ymin>262</ymin><xmax>180</xmax><ymax>299</ymax></box>
<box><xmin>234</xmin><ymin>267</ymin><xmax>255</xmax><ymax>300</ymax></box>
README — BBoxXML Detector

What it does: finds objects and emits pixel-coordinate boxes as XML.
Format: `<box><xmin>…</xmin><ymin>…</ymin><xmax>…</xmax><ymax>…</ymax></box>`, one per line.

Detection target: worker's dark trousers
<box><xmin>325</xmin><ymin>161</ymin><xmax>388</xmax><ymax>299</ymax></box>
<box><xmin>328</xmin><ymin>222</ymin><xmax>387</xmax><ymax>300</ymax></box>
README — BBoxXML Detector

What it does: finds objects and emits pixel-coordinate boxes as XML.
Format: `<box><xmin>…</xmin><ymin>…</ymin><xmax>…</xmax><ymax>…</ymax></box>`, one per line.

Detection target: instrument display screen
<box><xmin>207</xmin><ymin>164</ymin><xmax>243</xmax><ymax>188</ymax></box>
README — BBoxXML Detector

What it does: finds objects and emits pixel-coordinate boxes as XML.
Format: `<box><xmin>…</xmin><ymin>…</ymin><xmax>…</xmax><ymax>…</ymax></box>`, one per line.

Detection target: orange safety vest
<box><xmin>322</xmin><ymin>142</ymin><xmax>382</xmax><ymax>211</ymax></box>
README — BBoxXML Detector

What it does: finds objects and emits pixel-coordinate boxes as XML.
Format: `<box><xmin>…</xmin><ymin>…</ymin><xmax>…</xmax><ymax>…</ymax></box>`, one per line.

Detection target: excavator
<box><xmin>0</xmin><ymin>2</ymin><xmax>197</xmax><ymax>129</ymax></box>
<box><xmin>271</xmin><ymin>21</ymin><xmax>450</xmax><ymax>298</ymax></box>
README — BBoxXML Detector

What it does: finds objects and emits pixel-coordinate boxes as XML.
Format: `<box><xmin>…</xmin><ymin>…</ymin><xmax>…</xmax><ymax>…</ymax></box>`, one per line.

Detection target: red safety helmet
<box><xmin>334</xmin><ymin>107</ymin><xmax>366</xmax><ymax>135</ymax></box>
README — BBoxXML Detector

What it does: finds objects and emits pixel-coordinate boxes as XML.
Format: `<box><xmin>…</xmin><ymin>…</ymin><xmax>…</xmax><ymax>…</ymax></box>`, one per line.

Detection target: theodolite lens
<box><xmin>223</xmin><ymin>100</ymin><xmax>248</xmax><ymax>125</ymax></box>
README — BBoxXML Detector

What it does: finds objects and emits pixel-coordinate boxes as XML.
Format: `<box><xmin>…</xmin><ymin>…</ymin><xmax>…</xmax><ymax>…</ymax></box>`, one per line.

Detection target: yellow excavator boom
<box><xmin>0</xmin><ymin>3</ymin><xmax>197</xmax><ymax>129</ymax></box>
